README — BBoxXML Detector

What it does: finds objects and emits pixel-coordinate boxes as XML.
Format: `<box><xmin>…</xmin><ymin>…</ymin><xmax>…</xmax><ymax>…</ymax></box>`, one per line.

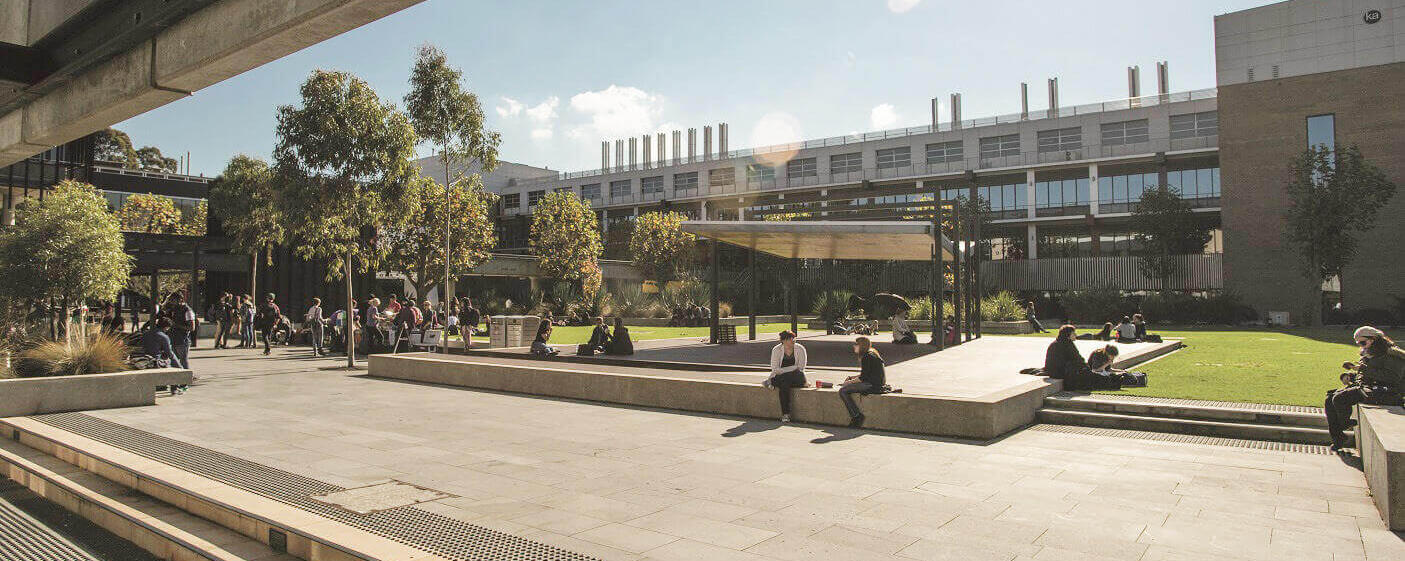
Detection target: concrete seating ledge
<box><xmin>369</xmin><ymin>354</ymin><xmax>1060</xmax><ymax>441</ymax></box>
<box><xmin>1358</xmin><ymin>404</ymin><xmax>1405</xmax><ymax>530</ymax></box>
<box><xmin>0</xmin><ymin>368</ymin><xmax>193</xmax><ymax>418</ymax></box>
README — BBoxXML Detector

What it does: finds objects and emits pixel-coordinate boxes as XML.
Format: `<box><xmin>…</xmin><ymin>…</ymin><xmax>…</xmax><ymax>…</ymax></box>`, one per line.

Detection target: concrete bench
<box><xmin>0</xmin><ymin>368</ymin><xmax>193</xmax><ymax>417</ymax></box>
<box><xmin>1358</xmin><ymin>404</ymin><xmax>1405</xmax><ymax>529</ymax></box>
<box><xmin>368</xmin><ymin>354</ymin><xmax>1052</xmax><ymax>441</ymax></box>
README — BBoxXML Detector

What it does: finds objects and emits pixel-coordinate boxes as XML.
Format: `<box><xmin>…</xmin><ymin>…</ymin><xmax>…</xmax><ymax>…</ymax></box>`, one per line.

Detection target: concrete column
<box><xmin>1027</xmin><ymin>224</ymin><xmax>1038</xmax><ymax>260</ymax></box>
<box><xmin>1088</xmin><ymin>163</ymin><xmax>1100</xmax><ymax>215</ymax></box>
<box><xmin>1026</xmin><ymin>170</ymin><xmax>1037</xmax><ymax>219</ymax></box>
<box><xmin>700</xmin><ymin>200</ymin><xmax>708</xmax><ymax>220</ymax></box>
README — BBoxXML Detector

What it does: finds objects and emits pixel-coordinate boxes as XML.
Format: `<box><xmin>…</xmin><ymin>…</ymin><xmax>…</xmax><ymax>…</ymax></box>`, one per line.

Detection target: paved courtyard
<box><xmin>75</xmin><ymin>346</ymin><xmax>1405</xmax><ymax>560</ymax></box>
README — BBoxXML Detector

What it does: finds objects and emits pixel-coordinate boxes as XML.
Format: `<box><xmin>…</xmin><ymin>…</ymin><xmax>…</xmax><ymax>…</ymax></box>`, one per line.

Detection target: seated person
<box><xmin>605</xmin><ymin>318</ymin><xmax>634</xmax><ymax>355</ymax></box>
<box><xmin>1132</xmin><ymin>313</ymin><xmax>1148</xmax><ymax>340</ymax></box>
<box><xmin>1114</xmin><ymin>316</ymin><xmax>1138</xmax><ymax>343</ymax></box>
<box><xmin>530</xmin><ymin>322</ymin><xmax>559</xmax><ymax>356</ymax></box>
<box><xmin>1087</xmin><ymin>344</ymin><xmax>1122</xmax><ymax>374</ymax></box>
<box><xmin>141</xmin><ymin>317</ymin><xmax>176</xmax><ymax>367</ymax></box>
<box><xmin>1325</xmin><ymin>326</ymin><xmax>1405</xmax><ymax>451</ymax></box>
<box><xmin>765</xmin><ymin>330</ymin><xmax>807</xmax><ymax>422</ymax></box>
<box><xmin>1043</xmin><ymin>325</ymin><xmax>1088</xmax><ymax>385</ymax></box>
<box><xmin>891</xmin><ymin>311</ymin><xmax>917</xmax><ymax>344</ymax></box>
<box><xmin>586</xmin><ymin>316</ymin><xmax>612</xmax><ymax>353</ymax></box>
<box><xmin>1077</xmin><ymin>322</ymin><xmax>1114</xmax><ymax>341</ymax></box>
<box><xmin>839</xmin><ymin>337</ymin><xmax>886</xmax><ymax>428</ymax></box>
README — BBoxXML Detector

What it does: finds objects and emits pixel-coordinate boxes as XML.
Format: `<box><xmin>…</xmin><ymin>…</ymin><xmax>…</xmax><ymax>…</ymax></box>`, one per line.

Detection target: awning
<box><xmin>681</xmin><ymin>220</ymin><xmax>954</xmax><ymax>261</ymax></box>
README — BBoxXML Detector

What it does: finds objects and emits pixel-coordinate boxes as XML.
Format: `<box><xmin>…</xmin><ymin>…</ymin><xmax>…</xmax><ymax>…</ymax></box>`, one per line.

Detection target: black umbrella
<box><xmin>848</xmin><ymin>293</ymin><xmax>911</xmax><ymax>318</ymax></box>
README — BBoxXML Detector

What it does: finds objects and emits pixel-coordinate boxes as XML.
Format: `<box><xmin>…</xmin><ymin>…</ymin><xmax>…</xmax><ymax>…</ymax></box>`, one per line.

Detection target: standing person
<box><xmin>392</xmin><ymin>299</ymin><xmax>417</xmax><ymax>352</ymax></box>
<box><xmin>305</xmin><ymin>297</ymin><xmax>326</xmax><ymax>356</ymax></box>
<box><xmin>213</xmin><ymin>293</ymin><xmax>233</xmax><ymax>349</ymax></box>
<box><xmin>1326</xmin><ymin>327</ymin><xmax>1405</xmax><ymax>452</ymax></box>
<box><xmin>838</xmin><ymin>336</ymin><xmax>886</xmax><ymax>428</ymax></box>
<box><xmin>129</xmin><ymin>303</ymin><xmax>142</xmax><ymax>332</ymax></box>
<box><xmin>1025</xmin><ymin>301</ymin><xmax>1047</xmax><ymax>333</ymax></box>
<box><xmin>162</xmin><ymin>291</ymin><xmax>195</xmax><ymax>382</ymax></box>
<box><xmin>461</xmin><ymin>297</ymin><xmax>480</xmax><ymax>347</ymax></box>
<box><xmin>362</xmin><ymin>297</ymin><xmax>382</xmax><ymax>355</ymax></box>
<box><xmin>765</xmin><ymin>330</ymin><xmax>807</xmax><ymax>422</ymax></box>
<box><xmin>257</xmin><ymin>293</ymin><xmax>281</xmax><ymax>355</ymax></box>
<box><xmin>110</xmin><ymin>301</ymin><xmax>126</xmax><ymax>333</ymax></box>
<box><xmin>239</xmin><ymin>295</ymin><xmax>256</xmax><ymax>348</ymax></box>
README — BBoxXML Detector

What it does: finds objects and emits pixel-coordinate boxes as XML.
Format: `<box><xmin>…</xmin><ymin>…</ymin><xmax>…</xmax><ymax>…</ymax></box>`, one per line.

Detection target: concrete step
<box><xmin>1035</xmin><ymin>408</ymin><xmax>1339</xmax><ymax>445</ymax></box>
<box><xmin>1043</xmin><ymin>393</ymin><xmax>1328</xmax><ymax>428</ymax></box>
<box><xmin>0</xmin><ymin>437</ymin><xmax>297</xmax><ymax>561</ymax></box>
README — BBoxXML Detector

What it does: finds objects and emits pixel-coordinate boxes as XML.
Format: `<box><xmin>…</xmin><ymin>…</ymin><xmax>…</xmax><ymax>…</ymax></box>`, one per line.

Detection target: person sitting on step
<box><xmin>765</xmin><ymin>330</ymin><xmax>808</xmax><ymax>423</ymax></box>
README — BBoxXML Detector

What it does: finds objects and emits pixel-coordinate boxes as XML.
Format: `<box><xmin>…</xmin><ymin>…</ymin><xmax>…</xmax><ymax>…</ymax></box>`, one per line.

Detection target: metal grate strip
<box><xmin>1053</xmin><ymin>392</ymin><xmax>1322</xmax><ymax>414</ymax></box>
<box><xmin>1027</xmin><ymin>423</ymin><xmax>1331</xmax><ymax>455</ymax></box>
<box><xmin>0</xmin><ymin>496</ymin><xmax>100</xmax><ymax>561</ymax></box>
<box><xmin>29</xmin><ymin>413</ymin><xmax>597</xmax><ymax>561</ymax></box>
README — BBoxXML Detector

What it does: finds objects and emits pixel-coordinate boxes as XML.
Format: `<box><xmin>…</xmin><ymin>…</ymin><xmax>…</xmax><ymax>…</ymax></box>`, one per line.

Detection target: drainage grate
<box><xmin>0</xmin><ymin>492</ymin><xmax>101</xmax><ymax>561</ymax></box>
<box><xmin>1050</xmin><ymin>392</ymin><xmax>1322</xmax><ymax>414</ymax></box>
<box><xmin>29</xmin><ymin>413</ymin><xmax>598</xmax><ymax>561</ymax></box>
<box><xmin>1027</xmin><ymin>423</ymin><xmax>1331</xmax><ymax>455</ymax></box>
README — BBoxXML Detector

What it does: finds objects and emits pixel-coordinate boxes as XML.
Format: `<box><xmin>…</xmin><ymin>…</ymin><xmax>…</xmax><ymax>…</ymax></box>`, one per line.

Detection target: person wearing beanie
<box><xmin>1325</xmin><ymin>326</ymin><xmax>1405</xmax><ymax>452</ymax></box>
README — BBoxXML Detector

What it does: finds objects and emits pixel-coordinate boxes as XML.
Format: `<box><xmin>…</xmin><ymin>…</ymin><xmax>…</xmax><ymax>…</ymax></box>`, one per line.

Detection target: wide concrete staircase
<box><xmin>1037</xmin><ymin>392</ymin><xmax>1338</xmax><ymax>445</ymax></box>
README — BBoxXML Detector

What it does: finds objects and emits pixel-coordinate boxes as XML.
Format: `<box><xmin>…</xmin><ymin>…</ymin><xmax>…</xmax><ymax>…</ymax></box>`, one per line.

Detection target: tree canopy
<box><xmin>273</xmin><ymin>69</ymin><xmax>421</xmax><ymax>279</ymax></box>
<box><xmin>135</xmin><ymin>146</ymin><xmax>179</xmax><ymax>173</ymax></box>
<box><xmin>628</xmin><ymin>211</ymin><xmax>695</xmax><ymax>282</ymax></box>
<box><xmin>404</xmin><ymin>43</ymin><xmax>500</xmax><ymax>184</ymax></box>
<box><xmin>93</xmin><ymin>128</ymin><xmax>138</xmax><ymax>168</ymax></box>
<box><xmin>209</xmin><ymin>155</ymin><xmax>284</xmax><ymax>260</ymax></box>
<box><xmin>0</xmin><ymin>181</ymin><xmax>131</xmax><ymax>305</ymax></box>
<box><xmin>530</xmin><ymin>191</ymin><xmax>604</xmax><ymax>295</ymax></box>
<box><xmin>1132</xmin><ymin>184</ymin><xmax>1214</xmax><ymax>289</ymax></box>
<box><xmin>379</xmin><ymin>175</ymin><xmax>499</xmax><ymax>298</ymax></box>
<box><xmin>115</xmin><ymin>193</ymin><xmax>182</xmax><ymax>234</ymax></box>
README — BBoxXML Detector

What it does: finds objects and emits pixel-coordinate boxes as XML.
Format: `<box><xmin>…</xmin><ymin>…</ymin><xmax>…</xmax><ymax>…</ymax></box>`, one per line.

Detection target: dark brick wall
<box><xmin>1219</xmin><ymin>62</ymin><xmax>1405</xmax><ymax>322</ymax></box>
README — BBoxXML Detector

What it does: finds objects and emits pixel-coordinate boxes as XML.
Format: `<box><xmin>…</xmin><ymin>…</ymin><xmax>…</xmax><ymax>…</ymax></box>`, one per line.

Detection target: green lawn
<box><xmin>451</xmin><ymin>322</ymin><xmax>797</xmax><ymax>346</ymax></box>
<box><xmin>1017</xmin><ymin>326</ymin><xmax>1363</xmax><ymax>406</ymax></box>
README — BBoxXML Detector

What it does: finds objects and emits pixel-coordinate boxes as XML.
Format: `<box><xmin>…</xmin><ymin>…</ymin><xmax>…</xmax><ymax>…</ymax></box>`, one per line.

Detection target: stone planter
<box><xmin>0</xmin><ymin>368</ymin><xmax>193</xmax><ymax>417</ymax></box>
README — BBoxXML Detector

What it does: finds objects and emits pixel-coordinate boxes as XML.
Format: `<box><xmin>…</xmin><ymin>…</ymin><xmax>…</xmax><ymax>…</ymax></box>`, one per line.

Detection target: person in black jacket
<box><xmin>606</xmin><ymin>317</ymin><xmax>634</xmax><ymax>356</ymax></box>
<box><xmin>839</xmin><ymin>336</ymin><xmax>886</xmax><ymax>428</ymax></box>
<box><xmin>586</xmin><ymin>317</ymin><xmax>612</xmax><ymax>354</ymax></box>
<box><xmin>1043</xmin><ymin>325</ymin><xmax>1087</xmax><ymax>384</ymax></box>
<box><xmin>1326</xmin><ymin>326</ymin><xmax>1405</xmax><ymax>452</ymax></box>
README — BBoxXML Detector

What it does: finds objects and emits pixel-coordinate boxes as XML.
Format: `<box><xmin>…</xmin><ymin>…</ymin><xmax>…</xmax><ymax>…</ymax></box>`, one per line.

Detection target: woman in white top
<box><xmin>1115</xmin><ymin>316</ymin><xmax>1138</xmax><ymax>342</ymax></box>
<box><xmin>765</xmin><ymin>330</ymin><xmax>808</xmax><ymax>422</ymax></box>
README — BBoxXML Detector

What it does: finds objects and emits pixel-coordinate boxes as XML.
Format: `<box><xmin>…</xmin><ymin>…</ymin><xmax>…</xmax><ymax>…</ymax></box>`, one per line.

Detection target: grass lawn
<box><xmin>1017</xmin><ymin>326</ymin><xmax>1366</xmax><ymax>407</ymax></box>
<box><xmin>450</xmin><ymin>322</ymin><xmax>797</xmax><ymax>346</ymax></box>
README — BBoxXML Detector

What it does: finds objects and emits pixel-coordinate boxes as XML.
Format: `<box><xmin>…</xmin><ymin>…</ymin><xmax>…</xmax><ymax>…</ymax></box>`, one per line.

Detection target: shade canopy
<box><xmin>681</xmin><ymin>220</ymin><xmax>953</xmax><ymax>261</ymax></box>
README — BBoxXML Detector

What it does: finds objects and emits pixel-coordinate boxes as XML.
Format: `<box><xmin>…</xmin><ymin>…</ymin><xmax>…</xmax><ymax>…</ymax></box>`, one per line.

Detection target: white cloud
<box><xmin>887</xmin><ymin>0</ymin><xmax>921</xmax><ymax>13</ymax></box>
<box><xmin>530</xmin><ymin>128</ymin><xmax>554</xmax><ymax>140</ymax></box>
<box><xmin>750</xmin><ymin>112</ymin><xmax>803</xmax><ymax>147</ymax></box>
<box><xmin>845</xmin><ymin>51</ymin><xmax>857</xmax><ymax>68</ymax></box>
<box><xmin>495</xmin><ymin>97</ymin><xmax>523</xmax><ymax>118</ymax></box>
<box><xmin>525</xmin><ymin>96</ymin><xmax>559</xmax><ymax>124</ymax></box>
<box><xmin>870</xmin><ymin>103</ymin><xmax>898</xmax><ymax>129</ymax></box>
<box><xmin>568</xmin><ymin>85</ymin><xmax>666</xmax><ymax>140</ymax></box>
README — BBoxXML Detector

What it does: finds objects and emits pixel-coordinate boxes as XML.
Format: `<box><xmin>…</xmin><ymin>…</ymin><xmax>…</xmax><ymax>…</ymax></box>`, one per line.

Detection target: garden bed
<box><xmin>0</xmin><ymin>368</ymin><xmax>192</xmax><ymax>417</ymax></box>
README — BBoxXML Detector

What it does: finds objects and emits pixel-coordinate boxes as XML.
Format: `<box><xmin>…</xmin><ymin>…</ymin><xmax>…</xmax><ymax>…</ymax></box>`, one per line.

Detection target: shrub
<box><xmin>811</xmin><ymin>290</ymin><xmax>854</xmax><ymax>324</ymax></box>
<box><xmin>1059</xmin><ymin>285</ymin><xmax>1131</xmax><ymax>324</ymax></box>
<box><xmin>1139</xmin><ymin>292</ymin><xmax>1198</xmax><ymax>324</ymax></box>
<box><xmin>908</xmin><ymin>297</ymin><xmax>955</xmax><ymax>321</ymax></box>
<box><xmin>980</xmin><ymin>291</ymin><xmax>1025</xmax><ymax>322</ymax></box>
<box><xmin>571</xmin><ymin>290</ymin><xmax>611</xmax><ymax>319</ymax></box>
<box><xmin>612</xmin><ymin>283</ymin><xmax>652</xmax><ymax>318</ymax></box>
<box><xmin>14</xmin><ymin>332</ymin><xmax>130</xmax><ymax>378</ymax></box>
<box><xmin>1191</xmin><ymin>292</ymin><xmax>1256</xmax><ymax>325</ymax></box>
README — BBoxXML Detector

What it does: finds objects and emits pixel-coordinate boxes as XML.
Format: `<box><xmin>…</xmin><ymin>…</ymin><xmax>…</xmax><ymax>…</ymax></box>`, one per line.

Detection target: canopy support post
<box><xmin>931</xmin><ymin>190</ymin><xmax>945</xmax><ymax>349</ymax></box>
<box><xmin>710</xmin><ymin>238</ymin><xmax>720</xmax><ymax>344</ymax></box>
<box><xmin>748</xmin><ymin>247</ymin><xmax>757</xmax><ymax>340</ymax></box>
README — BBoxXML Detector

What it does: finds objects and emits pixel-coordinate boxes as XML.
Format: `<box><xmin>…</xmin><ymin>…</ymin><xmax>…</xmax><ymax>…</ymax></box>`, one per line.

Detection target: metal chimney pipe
<box><xmin>1019</xmin><ymin>83</ymin><xmax>1028</xmax><ymax>120</ymax></box>
<box><xmin>673</xmin><ymin>130</ymin><xmax>682</xmax><ymax>165</ymax></box>
<box><xmin>930</xmin><ymin>97</ymin><xmax>939</xmax><ymax>130</ymax></box>
<box><xmin>703</xmin><ymin>126</ymin><xmax>712</xmax><ymax>161</ymax></box>
<box><xmin>629</xmin><ymin>137</ymin><xmax>638</xmax><ymax>170</ymax></box>
<box><xmin>657</xmin><ymin>133</ymin><xmax>665</xmax><ymax>167</ymax></box>
<box><xmin>602</xmin><ymin>141</ymin><xmax>609</xmax><ymax>170</ymax></box>
<box><xmin>950</xmin><ymin>93</ymin><xmax>962</xmax><ymax>129</ymax></box>
<box><xmin>1156</xmin><ymin>61</ymin><xmax>1169</xmax><ymax>97</ymax></box>
<box><xmin>641</xmin><ymin>135</ymin><xmax>650</xmax><ymax>169</ymax></box>
<box><xmin>1047</xmin><ymin>78</ymin><xmax>1059</xmax><ymax>117</ymax></box>
<box><xmin>720</xmin><ymin>123</ymin><xmax>729</xmax><ymax>157</ymax></box>
<box><xmin>687</xmin><ymin>128</ymin><xmax>696</xmax><ymax>162</ymax></box>
<box><xmin>615</xmin><ymin>139</ymin><xmax>624</xmax><ymax>171</ymax></box>
<box><xmin>1128</xmin><ymin>66</ymin><xmax>1141</xmax><ymax>98</ymax></box>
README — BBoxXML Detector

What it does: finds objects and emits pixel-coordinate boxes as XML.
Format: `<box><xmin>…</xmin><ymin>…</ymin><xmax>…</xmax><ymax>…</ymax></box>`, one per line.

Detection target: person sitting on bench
<box><xmin>1325</xmin><ymin>326</ymin><xmax>1405</xmax><ymax>452</ymax></box>
<box><xmin>765</xmin><ymin>330</ymin><xmax>807</xmax><ymax>422</ymax></box>
<box><xmin>1114</xmin><ymin>316</ymin><xmax>1138</xmax><ymax>343</ymax></box>
<box><xmin>891</xmin><ymin>311</ymin><xmax>917</xmax><ymax>344</ymax></box>
<box><xmin>586</xmin><ymin>316</ymin><xmax>612</xmax><ymax>354</ymax></box>
<box><xmin>605</xmin><ymin>317</ymin><xmax>634</xmax><ymax>355</ymax></box>
<box><xmin>531</xmin><ymin>322</ymin><xmax>559</xmax><ymax>356</ymax></box>
<box><xmin>839</xmin><ymin>336</ymin><xmax>886</xmax><ymax>428</ymax></box>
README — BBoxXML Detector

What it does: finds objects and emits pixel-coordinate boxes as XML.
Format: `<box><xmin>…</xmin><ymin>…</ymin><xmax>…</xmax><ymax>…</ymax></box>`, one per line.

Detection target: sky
<box><xmin>114</xmin><ymin>0</ymin><xmax>1271</xmax><ymax>178</ymax></box>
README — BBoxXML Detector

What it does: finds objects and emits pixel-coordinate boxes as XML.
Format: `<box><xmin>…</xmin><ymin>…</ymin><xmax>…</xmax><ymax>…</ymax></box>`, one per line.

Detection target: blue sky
<box><xmin>116</xmin><ymin>0</ymin><xmax>1269</xmax><ymax>178</ymax></box>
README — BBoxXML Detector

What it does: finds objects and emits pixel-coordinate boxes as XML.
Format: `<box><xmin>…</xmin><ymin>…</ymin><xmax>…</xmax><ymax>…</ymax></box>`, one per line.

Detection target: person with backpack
<box><xmin>239</xmin><ymin>295</ymin><xmax>256</xmax><ymax>348</ymax></box>
<box><xmin>161</xmin><ymin>291</ymin><xmax>195</xmax><ymax>371</ymax></box>
<box><xmin>305</xmin><ymin>297</ymin><xmax>326</xmax><ymax>356</ymax></box>
<box><xmin>257</xmin><ymin>293</ymin><xmax>281</xmax><ymax>355</ymax></box>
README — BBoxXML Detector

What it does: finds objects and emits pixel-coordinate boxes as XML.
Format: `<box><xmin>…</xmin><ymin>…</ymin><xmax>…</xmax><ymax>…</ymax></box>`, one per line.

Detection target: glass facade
<box><xmin>1100</xmin><ymin>119</ymin><xmax>1149</xmax><ymax>145</ymax></box>
<box><xmin>708</xmin><ymin>167</ymin><xmax>735</xmax><ymax>187</ymax></box>
<box><xmin>641</xmin><ymin>175</ymin><xmax>664</xmax><ymax>195</ymax></box>
<box><xmin>876</xmin><ymin>147</ymin><xmax>911</xmax><ymax>169</ymax></box>
<box><xmin>979</xmin><ymin>134</ymin><xmax>1020</xmax><ymax>159</ymax></box>
<box><xmin>1166</xmin><ymin>167</ymin><xmax>1221</xmax><ymax>200</ymax></box>
<box><xmin>830</xmin><ymin>152</ymin><xmax>862</xmax><ymax>174</ymax></box>
<box><xmin>1035</xmin><ymin>177</ymin><xmax>1090</xmax><ymax>216</ymax></box>
<box><xmin>1036</xmin><ymin>127</ymin><xmax>1082</xmax><ymax>152</ymax></box>
<box><xmin>925</xmin><ymin>141</ymin><xmax>963</xmax><ymax>164</ymax></box>
<box><xmin>1098</xmin><ymin>171</ymin><xmax>1157</xmax><ymax>213</ymax></box>
<box><xmin>786</xmin><ymin>157</ymin><xmax>817</xmax><ymax>177</ymax></box>
<box><xmin>1170</xmin><ymin>111</ymin><xmax>1218</xmax><ymax>139</ymax></box>
<box><xmin>976</xmin><ymin>183</ymin><xmax>1028</xmax><ymax>218</ymax></box>
<box><xmin>745</xmin><ymin>163</ymin><xmax>775</xmax><ymax>182</ymax></box>
<box><xmin>673</xmin><ymin>172</ymin><xmax>698</xmax><ymax>196</ymax></box>
<box><xmin>580</xmin><ymin>183</ymin><xmax>602</xmax><ymax>201</ymax></box>
<box><xmin>1307</xmin><ymin>114</ymin><xmax>1335</xmax><ymax>152</ymax></box>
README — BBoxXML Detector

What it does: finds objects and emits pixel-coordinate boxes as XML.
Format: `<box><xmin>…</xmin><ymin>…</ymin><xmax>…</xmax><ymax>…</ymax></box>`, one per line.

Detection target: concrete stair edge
<box><xmin>1035</xmin><ymin>408</ymin><xmax>1338</xmax><ymax>445</ymax></box>
<box><xmin>1042</xmin><ymin>395</ymin><xmax>1328</xmax><ymax>428</ymax></box>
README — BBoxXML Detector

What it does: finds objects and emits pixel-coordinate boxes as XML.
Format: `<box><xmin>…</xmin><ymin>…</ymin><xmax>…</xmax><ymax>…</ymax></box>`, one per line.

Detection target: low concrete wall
<box><xmin>369</xmin><ymin>354</ymin><xmax>1056</xmax><ymax>441</ymax></box>
<box><xmin>982</xmin><ymin>321</ymin><xmax>1034</xmax><ymax>334</ymax></box>
<box><xmin>1359</xmin><ymin>405</ymin><xmax>1405</xmax><ymax>530</ymax></box>
<box><xmin>621</xmin><ymin>315</ymin><xmax>802</xmax><ymax>327</ymax></box>
<box><xmin>0</xmin><ymin>369</ymin><xmax>193</xmax><ymax>417</ymax></box>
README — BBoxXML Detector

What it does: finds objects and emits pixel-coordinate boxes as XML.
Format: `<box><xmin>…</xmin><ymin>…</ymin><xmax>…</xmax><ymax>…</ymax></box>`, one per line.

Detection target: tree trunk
<box><xmin>250</xmin><ymin>252</ymin><xmax>258</xmax><ymax>299</ymax></box>
<box><xmin>345</xmin><ymin>251</ymin><xmax>355</xmax><ymax>368</ymax></box>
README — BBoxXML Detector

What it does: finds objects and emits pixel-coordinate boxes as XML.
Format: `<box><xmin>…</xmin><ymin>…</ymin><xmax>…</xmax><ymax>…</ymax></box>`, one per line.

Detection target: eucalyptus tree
<box><xmin>209</xmin><ymin>155</ymin><xmax>285</xmax><ymax>296</ymax></box>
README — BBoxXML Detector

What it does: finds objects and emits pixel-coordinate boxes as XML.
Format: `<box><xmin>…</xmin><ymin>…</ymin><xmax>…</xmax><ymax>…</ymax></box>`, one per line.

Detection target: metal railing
<box><xmin>981</xmin><ymin>254</ymin><xmax>1223</xmax><ymax>291</ymax></box>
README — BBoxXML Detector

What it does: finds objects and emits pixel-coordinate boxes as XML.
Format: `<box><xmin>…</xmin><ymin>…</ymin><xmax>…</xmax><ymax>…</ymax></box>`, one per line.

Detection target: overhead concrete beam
<box><xmin>0</xmin><ymin>0</ymin><xmax>424</xmax><ymax>167</ymax></box>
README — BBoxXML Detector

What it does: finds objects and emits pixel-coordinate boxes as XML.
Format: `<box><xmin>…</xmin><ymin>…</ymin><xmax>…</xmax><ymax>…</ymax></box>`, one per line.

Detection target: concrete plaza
<box><xmin>70</xmin><ymin>346</ymin><xmax>1405</xmax><ymax>561</ymax></box>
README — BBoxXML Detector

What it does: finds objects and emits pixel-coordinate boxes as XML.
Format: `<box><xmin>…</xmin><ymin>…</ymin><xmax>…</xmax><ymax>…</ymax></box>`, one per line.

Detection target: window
<box><xmin>1166</xmin><ymin>167</ymin><xmax>1221</xmax><ymax>199</ymax></box>
<box><xmin>875</xmin><ymin>147</ymin><xmax>911</xmax><ymax>169</ymax></box>
<box><xmin>580</xmin><ymin>183</ymin><xmax>601</xmax><ymax>200</ymax></box>
<box><xmin>527</xmin><ymin>190</ymin><xmax>546</xmax><ymax>208</ymax></box>
<box><xmin>1307</xmin><ymin>114</ymin><xmax>1335</xmax><ymax>153</ymax></box>
<box><xmin>1097</xmin><ymin>172</ymin><xmax>1158</xmax><ymax>212</ymax></box>
<box><xmin>830</xmin><ymin>152</ymin><xmax>862</xmax><ymax>174</ymax></box>
<box><xmin>1170</xmin><ymin>111</ymin><xmax>1218</xmax><ymax>139</ymax></box>
<box><xmin>1100</xmin><ymin>120</ymin><xmax>1149</xmax><ymax>145</ymax></box>
<box><xmin>708</xmin><ymin>167</ymin><xmax>735</xmax><ymax>187</ymax></box>
<box><xmin>925</xmin><ymin>141</ymin><xmax>962</xmax><ymax>164</ymax></box>
<box><xmin>641</xmin><ymin>176</ymin><xmax>664</xmax><ymax>195</ymax></box>
<box><xmin>976</xmin><ymin>183</ymin><xmax>1028</xmax><ymax>215</ymax></box>
<box><xmin>979</xmin><ymin>134</ymin><xmax>1020</xmax><ymax>159</ymax></box>
<box><xmin>745</xmin><ymin>163</ymin><xmax>775</xmax><ymax>182</ymax></box>
<box><xmin>786</xmin><ymin>157</ymin><xmax>817</xmax><ymax>178</ymax></box>
<box><xmin>1036</xmin><ymin>127</ymin><xmax>1082</xmax><ymax>152</ymax></box>
<box><xmin>609</xmin><ymin>179</ymin><xmax>632</xmax><ymax>199</ymax></box>
<box><xmin>501</xmin><ymin>193</ymin><xmax>520</xmax><ymax>209</ymax></box>
<box><xmin>673</xmin><ymin>172</ymin><xmax>698</xmax><ymax>195</ymax></box>
<box><xmin>1035</xmin><ymin>178</ymin><xmax>1090</xmax><ymax>209</ymax></box>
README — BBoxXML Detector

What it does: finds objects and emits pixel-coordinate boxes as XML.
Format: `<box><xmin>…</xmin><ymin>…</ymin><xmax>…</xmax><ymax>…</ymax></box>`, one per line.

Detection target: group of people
<box><xmin>763</xmin><ymin>331</ymin><xmax>888</xmax><ymax>427</ymax></box>
<box><xmin>530</xmin><ymin>316</ymin><xmax>635</xmax><ymax>357</ymax></box>
<box><xmin>1077</xmin><ymin>314</ymin><xmax>1158</xmax><ymax>343</ymax></box>
<box><xmin>667</xmin><ymin>305</ymin><xmax>712</xmax><ymax>327</ymax></box>
<box><xmin>1041</xmin><ymin>325</ymin><xmax>1148</xmax><ymax>391</ymax></box>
